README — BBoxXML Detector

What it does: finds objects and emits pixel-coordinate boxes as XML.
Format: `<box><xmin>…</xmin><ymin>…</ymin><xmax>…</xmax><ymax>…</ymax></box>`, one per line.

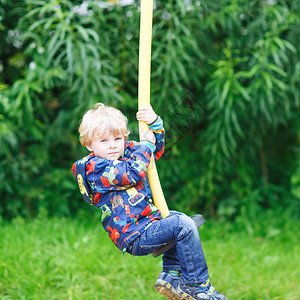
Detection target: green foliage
<box><xmin>0</xmin><ymin>0</ymin><xmax>299</xmax><ymax>218</ymax></box>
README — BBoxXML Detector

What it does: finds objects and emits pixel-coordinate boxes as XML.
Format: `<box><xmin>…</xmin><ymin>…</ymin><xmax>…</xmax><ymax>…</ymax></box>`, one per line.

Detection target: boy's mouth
<box><xmin>109</xmin><ymin>152</ymin><xmax>120</xmax><ymax>157</ymax></box>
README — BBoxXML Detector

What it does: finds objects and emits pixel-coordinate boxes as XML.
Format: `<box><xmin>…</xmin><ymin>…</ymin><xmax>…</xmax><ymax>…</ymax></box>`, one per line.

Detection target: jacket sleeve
<box><xmin>149</xmin><ymin>116</ymin><xmax>165</xmax><ymax>161</ymax></box>
<box><xmin>86</xmin><ymin>144</ymin><xmax>153</xmax><ymax>193</ymax></box>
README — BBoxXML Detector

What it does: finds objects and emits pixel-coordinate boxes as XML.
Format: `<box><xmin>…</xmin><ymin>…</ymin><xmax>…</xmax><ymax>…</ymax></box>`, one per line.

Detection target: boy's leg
<box><xmin>159</xmin><ymin>212</ymin><xmax>206</xmax><ymax>279</ymax></box>
<box><xmin>127</xmin><ymin>211</ymin><xmax>226</xmax><ymax>299</ymax></box>
<box><xmin>127</xmin><ymin>211</ymin><xmax>209</xmax><ymax>284</ymax></box>
<box><xmin>155</xmin><ymin>234</ymin><xmax>181</xmax><ymax>300</ymax></box>
<box><xmin>163</xmin><ymin>212</ymin><xmax>225</xmax><ymax>299</ymax></box>
<box><xmin>163</xmin><ymin>211</ymin><xmax>209</xmax><ymax>284</ymax></box>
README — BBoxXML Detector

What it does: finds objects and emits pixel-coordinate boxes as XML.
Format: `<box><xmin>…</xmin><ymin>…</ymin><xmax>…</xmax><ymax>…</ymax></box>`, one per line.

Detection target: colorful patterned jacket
<box><xmin>72</xmin><ymin>117</ymin><xmax>165</xmax><ymax>253</ymax></box>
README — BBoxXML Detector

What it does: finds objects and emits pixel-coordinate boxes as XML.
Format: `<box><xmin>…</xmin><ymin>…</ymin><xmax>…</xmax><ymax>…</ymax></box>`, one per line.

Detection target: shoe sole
<box><xmin>176</xmin><ymin>286</ymin><xmax>195</xmax><ymax>300</ymax></box>
<box><xmin>177</xmin><ymin>286</ymin><xmax>226</xmax><ymax>300</ymax></box>
<box><xmin>155</xmin><ymin>281</ymin><xmax>182</xmax><ymax>300</ymax></box>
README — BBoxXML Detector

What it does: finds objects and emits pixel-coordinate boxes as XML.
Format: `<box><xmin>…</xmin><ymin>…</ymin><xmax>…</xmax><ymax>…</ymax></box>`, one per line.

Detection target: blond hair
<box><xmin>79</xmin><ymin>103</ymin><xmax>130</xmax><ymax>146</ymax></box>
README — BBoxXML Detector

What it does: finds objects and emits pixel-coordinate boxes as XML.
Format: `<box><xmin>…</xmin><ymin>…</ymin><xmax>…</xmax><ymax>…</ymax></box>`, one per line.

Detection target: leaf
<box><xmin>86</xmin><ymin>44</ymin><xmax>100</xmax><ymax>61</ymax></box>
<box><xmin>25</xmin><ymin>90</ymin><xmax>33</xmax><ymax>119</ymax></box>
<box><xmin>174</xmin><ymin>59</ymin><xmax>188</xmax><ymax>82</ymax></box>
<box><xmin>267</xmin><ymin>63</ymin><xmax>287</xmax><ymax>77</ymax></box>
<box><xmin>27</xmin><ymin>18</ymin><xmax>48</xmax><ymax>32</ymax></box>
<box><xmin>48</xmin><ymin>29</ymin><xmax>61</xmax><ymax>52</ymax></box>
<box><xmin>220</xmin><ymin>79</ymin><xmax>231</xmax><ymax>108</ymax></box>
<box><xmin>234</xmin><ymin>81</ymin><xmax>251</xmax><ymax>102</ymax></box>
<box><xmin>74</xmin><ymin>25</ymin><xmax>89</xmax><ymax>42</ymax></box>
<box><xmin>86</xmin><ymin>28</ymin><xmax>100</xmax><ymax>43</ymax></box>
<box><xmin>47</xmin><ymin>39</ymin><xmax>65</xmax><ymax>66</ymax></box>
<box><xmin>220</xmin><ymin>128</ymin><xmax>231</xmax><ymax>159</ymax></box>
<box><xmin>259</xmin><ymin>97</ymin><xmax>272</xmax><ymax>123</ymax></box>
<box><xmin>66</xmin><ymin>36</ymin><xmax>74</xmax><ymax>75</ymax></box>
<box><xmin>231</xmin><ymin>110</ymin><xmax>244</xmax><ymax>138</ymax></box>
<box><xmin>79</xmin><ymin>42</ymin><xmax>88</xmax><ymax>89</ymax></box>
<box><xmin>262</xmin><ymin>71</ymin><xmax>273</xmax><ymax>90</ymax></box>
<box><xmin>272</xmin><ymin>77</ymin><xmax>288</xmax><ymax>91</ymax></box>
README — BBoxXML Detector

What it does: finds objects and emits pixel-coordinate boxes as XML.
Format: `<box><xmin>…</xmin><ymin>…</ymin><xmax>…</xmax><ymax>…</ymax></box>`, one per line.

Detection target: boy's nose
<box><xmin>109</xmin><ymin>141</ymin><xmax>117</xmax><ymax>148</ymax></box>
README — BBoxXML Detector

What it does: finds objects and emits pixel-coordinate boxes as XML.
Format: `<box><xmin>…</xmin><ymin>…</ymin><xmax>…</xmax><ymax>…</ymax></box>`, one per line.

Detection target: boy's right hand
<box><xmin>136</xmin><ymin>106</ymin><xmax>157</xmax><ymax>125</ymax></box>
<box><xmin>139</xmin><ymin>126</ymin><xmax>156</xmax><ymax>144</ymax></box>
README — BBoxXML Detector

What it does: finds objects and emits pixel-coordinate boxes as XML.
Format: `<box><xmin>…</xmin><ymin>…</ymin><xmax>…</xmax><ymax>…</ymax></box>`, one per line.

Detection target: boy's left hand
<box><xmin>136</xmin><ymin>106</ymin><xmax>157</xmax><ymax>125</ymax></box>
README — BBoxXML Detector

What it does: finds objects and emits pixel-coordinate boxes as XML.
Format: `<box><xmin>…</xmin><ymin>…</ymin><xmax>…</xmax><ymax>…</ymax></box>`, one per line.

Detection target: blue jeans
<box><xmin>126</xmin><ymin>211</ymin><xmax>209</xmax><ymax>284</ymax></box>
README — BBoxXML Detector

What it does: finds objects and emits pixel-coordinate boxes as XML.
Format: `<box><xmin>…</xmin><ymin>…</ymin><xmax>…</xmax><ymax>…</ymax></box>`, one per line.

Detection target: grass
<box><xmin>0</xmin><ymin>210</ymin><xmax>299</xmax><ymax>300</ymax></box>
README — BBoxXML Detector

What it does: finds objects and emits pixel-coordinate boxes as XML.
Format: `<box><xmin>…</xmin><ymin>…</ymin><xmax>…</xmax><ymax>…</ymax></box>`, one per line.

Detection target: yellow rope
<box><xmin>138</xmin><ymin>0</ymin><xmax>170</xmax><ymax>218</ymax></box>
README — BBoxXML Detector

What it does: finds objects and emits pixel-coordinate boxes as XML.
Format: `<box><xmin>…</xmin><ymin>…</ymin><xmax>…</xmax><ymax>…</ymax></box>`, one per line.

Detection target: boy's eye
<box><xmin>115</xmin><ymin>137</ymin><xmax>122</xmax><ymax>141</ymax></box>
<box><xmin>100</xmin><ymin>139</ymin><xmax>107</xmax><ymax>143</ymax></box>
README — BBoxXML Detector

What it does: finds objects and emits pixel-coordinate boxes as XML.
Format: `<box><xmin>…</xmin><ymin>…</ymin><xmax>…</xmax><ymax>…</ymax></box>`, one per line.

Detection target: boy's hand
<box><xmin>136</xmin><ymin>106</ymin><xmax>157</xmax><ymax>125</ymax></box>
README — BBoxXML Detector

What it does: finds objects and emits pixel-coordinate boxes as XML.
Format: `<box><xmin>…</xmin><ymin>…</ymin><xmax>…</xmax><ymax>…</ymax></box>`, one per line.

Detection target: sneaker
<box><xmin>177</xmin><ymin>279</ymin><xmax>226</xmax><ymax>300</ymax></box>
<box><xmin>154</xmin><ymin>271</ymin><xmax>182</xmax><ymax>300</ymax></box>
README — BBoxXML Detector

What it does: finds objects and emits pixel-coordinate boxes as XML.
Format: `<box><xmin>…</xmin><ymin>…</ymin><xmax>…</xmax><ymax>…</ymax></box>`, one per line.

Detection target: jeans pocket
<box><xmin>126</xmin><ymin>236</ymin><xmax>138</xmax><ymax>255</ymax></box>
<box><xmin>140</xmin><ymin>242</ymin><xmax>169</xmax><ymax>254</ymax></box>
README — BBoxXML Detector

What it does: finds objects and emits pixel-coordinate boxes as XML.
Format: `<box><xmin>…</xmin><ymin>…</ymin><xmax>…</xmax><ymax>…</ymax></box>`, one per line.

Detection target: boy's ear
<box><xmin>86</xmin><ymin>144</ymin><xmax>93</xmax><ymax>152</ymax></box>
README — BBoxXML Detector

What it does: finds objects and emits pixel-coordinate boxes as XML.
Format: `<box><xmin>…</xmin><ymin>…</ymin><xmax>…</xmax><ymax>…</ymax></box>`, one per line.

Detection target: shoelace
<box><xmin>197</xmin><ymin>279</ymin><xmax>216</xmax><ymax>297</ymax></box>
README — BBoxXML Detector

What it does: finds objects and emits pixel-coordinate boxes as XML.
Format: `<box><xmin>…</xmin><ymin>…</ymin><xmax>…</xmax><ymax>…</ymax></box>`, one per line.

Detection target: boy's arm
<box><xmin>87</xmin><ymin>143</ymin><xmax>154</xmax><ymax>193</ymax></box>
<box><xmin>148</xmin><ymin>116</ymin><xmax>165</xmax><ymax>160</ymax></box>
<box><xmin>136</xmin><ymin>106</ymin><xmax>165</xmax><ymax>161</ymax></box>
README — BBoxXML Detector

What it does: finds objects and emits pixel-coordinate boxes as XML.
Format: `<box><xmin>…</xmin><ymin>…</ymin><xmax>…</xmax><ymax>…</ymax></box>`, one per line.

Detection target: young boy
<box><xmin>72</xmin><ymin>103</ymin><xmax>226</xmax><ymax>300</ymax></box>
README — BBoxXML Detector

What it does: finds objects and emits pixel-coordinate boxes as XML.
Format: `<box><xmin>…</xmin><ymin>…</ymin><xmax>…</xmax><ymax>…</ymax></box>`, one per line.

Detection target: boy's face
<box><xmin>87</xmin><ymin>132</ymin><xmax>125</xmax><ymax>160</ymax></box>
